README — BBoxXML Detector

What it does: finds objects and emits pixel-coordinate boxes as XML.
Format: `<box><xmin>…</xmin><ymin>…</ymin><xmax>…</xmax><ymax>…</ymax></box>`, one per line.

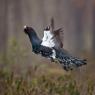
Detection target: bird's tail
<box><xmin>55</xmin><ymin>49</ymin><xmax>87</xmax><ymax>71</ymax></box>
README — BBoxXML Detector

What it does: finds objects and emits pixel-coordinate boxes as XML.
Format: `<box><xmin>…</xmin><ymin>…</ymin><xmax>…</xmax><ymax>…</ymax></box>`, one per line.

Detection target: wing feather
<box><xmin>50</xmin><ymin>18</ymin><xmax>64</xmax><ymax>48</ymax></box>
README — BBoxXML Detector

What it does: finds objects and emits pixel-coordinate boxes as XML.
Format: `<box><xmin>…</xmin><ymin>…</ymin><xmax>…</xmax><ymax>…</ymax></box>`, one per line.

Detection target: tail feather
<box><xmin>55</xmin><ymin>49</ymin><xmax>87</xmax><ymax>70</ymax></box>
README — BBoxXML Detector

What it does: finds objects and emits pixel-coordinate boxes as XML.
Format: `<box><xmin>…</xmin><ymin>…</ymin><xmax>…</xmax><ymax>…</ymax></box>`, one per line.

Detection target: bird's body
<box><xmin>24</xmin><ymin>26</ymin><xmax>87</xmax><ymax>71</ymax></box>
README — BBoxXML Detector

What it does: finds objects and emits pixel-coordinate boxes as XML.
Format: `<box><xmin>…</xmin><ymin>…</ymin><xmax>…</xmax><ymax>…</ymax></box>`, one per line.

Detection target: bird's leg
<box><xmin>50</xmin><ymin>57</ymin><xmax>55</xmax><ymax>62</ymax></box>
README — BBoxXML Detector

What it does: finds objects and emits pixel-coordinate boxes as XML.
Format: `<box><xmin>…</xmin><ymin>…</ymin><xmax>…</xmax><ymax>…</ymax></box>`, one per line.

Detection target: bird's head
<box><xmin>44</xmin><ymin>26</ymin><xmax>50</xmax><ymax>31</ymax></box>
<box><xmin>24</xmin><ymin>25</ymin><xmax>41</xmax><ymax>45</ymax></box>
<box><xmin>24</xmin><ymin>25</ymin><xmax>35</xmax><ymax>35</ymax></box>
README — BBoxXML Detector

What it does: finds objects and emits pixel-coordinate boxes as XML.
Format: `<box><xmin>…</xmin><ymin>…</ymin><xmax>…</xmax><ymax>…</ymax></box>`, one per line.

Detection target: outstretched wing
<box><xmin>53</xmin><ymin>28</ymin><xmax>64</xmax><ymax>48</ymax></box>
<box><xmin>50</xmin><ymin>18</ymin><xmax>64</xmax><ymax>48</ymax></box>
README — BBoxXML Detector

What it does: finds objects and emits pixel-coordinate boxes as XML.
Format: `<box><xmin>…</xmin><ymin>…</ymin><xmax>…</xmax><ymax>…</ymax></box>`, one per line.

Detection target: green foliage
<box><xmin>87</xmin><ymin>79</ymin><xmax>95</xmax><ymax>95</ymax></box>
<box><xmin>0</xmin><ymin>68</ymin><xmax>95</xmax><ymax>95</ymax></box>
<box><xmin>0</xmin><ymin>69</ymin><xmax>79</xmax><ymax>95</ymax></box>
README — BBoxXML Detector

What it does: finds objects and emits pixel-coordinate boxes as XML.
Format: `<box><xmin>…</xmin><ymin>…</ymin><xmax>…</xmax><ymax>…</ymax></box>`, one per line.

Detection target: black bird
<box><xmin>24</xmin><ymin>26</ymin><xmax>87</xmax><ymax>71</ymax></box>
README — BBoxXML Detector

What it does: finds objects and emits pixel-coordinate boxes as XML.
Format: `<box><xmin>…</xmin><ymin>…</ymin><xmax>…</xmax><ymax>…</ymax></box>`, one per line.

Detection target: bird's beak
<box><xmin>24</xmin><ymin>25</ymin><xmax>28</xmax><ymax>34</ymax></box>
<box><xmin>24</xmin><ymin>25</ymin><xmax>27</xmax><ymax>29</ymax></box>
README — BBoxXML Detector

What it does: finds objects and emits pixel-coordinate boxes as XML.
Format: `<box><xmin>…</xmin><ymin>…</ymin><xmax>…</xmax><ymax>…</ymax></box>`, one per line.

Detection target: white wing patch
<box><xmin>41</xmin><ymin>30</ymin><xmax>55</xmax><ymax>47</ymax></box>
<box><xmin>41</xmin><ymin>27</ymin><xmax>64</xmax><ymax>49</ymax></box>
<box><xmin>41</xmin><ymin>18</ymin><xmax>64</xmax><ymax>49</ymax></box>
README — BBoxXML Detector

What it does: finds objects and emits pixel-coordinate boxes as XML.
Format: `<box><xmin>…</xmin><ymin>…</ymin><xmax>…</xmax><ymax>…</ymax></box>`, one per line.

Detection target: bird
<box><xmin>24</xmin><ymin>25</ymin><xmax>87</xmax><ymax>71</ymax></box>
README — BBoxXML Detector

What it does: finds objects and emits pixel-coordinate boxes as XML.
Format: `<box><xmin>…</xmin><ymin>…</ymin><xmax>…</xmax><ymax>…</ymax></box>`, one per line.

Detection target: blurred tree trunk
<box><xmin>0</xmin><ymin>0</ymin><xmax>8</xmax><ymax>56</ymax></box>
<box><xmin>93</xmin><ymin>6</ymin><xmax>95</xmax><ymax>55</ymax></box>
<box><xmin>73</xmin><ymin>8</ymin><xmax>84</xmax><ymax>52</ymax></box>
<box><xmin>82</xmin><ymin>0</ymin><xmax>93</xmax><ymax>53</ymax></box>
<box><xmin>70</xmin><ymin>0</ymin><xmax>87</xmax><ymax>53</ymax></box>
<box><xmin>13</xmin><ymin>0</ymin><xmax>22</xmax><ymax>37</ymax></box>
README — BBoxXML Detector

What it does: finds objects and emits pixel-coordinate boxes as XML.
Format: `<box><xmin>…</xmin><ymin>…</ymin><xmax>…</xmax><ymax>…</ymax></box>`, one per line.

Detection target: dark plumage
<box><xmin>54</xmin><ymin>48</ymin><xmax>87</xmax><ymax>70</ymax></box>
<box><xmin>24</xmin><ymin>26</ymin><xmax>87</xmax><ymax>71</ymax></box>
<box><xmin>24</xmin><ymin>26</ymin><xmax>53</xmax><ymax>57</ymax></box>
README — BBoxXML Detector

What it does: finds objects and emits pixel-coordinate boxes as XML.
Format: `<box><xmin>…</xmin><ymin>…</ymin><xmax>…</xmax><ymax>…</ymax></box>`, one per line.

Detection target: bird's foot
<box><xmin>50</xmin><ymin>58</ymin><xmax>59</xmax><ymax>63</ymax></box>
<box><xmin>54</xmin><ymin>59</ymin><xmax>59</xmax><ymax>63</ymax></box>
<box><xmin>50</xmin><ymin>58</ymin><xmax>55</xmax><ymax>62</ymax></box>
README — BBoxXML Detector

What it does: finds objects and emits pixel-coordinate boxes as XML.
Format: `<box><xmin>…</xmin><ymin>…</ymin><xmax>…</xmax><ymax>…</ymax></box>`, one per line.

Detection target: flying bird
<box><xmin>24</xmin><ymin>25</ymin><xmax>87</xmax><ymax>71</ymax></box>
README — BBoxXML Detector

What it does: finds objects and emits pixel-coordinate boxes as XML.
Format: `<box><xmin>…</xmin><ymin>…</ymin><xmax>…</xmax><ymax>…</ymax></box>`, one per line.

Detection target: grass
<box><xmin>0</xmin><ymin>68</ymin><xmax>79</xmax><ymax>95</ymax></box>
<box><xmin>0</xmin><ymin>39</ymin><xmax>95</xmax><ymax>95</ymax></box>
